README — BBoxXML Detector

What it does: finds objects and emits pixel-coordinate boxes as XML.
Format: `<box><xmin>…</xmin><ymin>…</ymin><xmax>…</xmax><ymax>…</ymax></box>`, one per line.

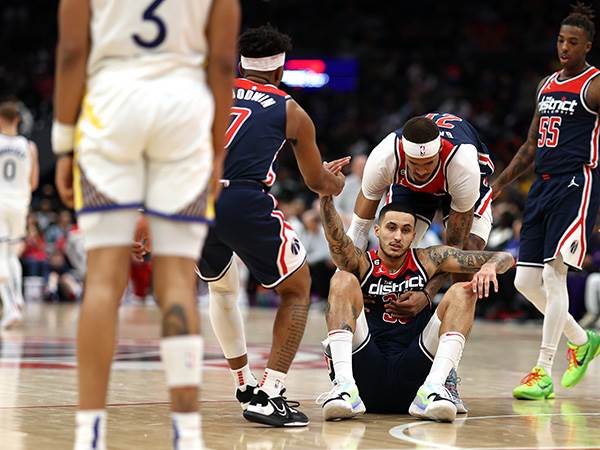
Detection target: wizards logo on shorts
<box><xmin>291</xmin><ymin>238</ymin><xmax>301</xmax><ymax>255</ymax></box>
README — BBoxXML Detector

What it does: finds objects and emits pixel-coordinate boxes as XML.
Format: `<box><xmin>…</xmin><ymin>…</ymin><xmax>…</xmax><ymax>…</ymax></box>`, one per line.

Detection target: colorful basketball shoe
<box><xmin>512</xmin><ymin>366</ymin><xmax>555</xmax><ymax>400</ymax></box>
<box><xmin>561</xmin><ymin>329</ymin><xmax>600</xmax><ymax>388</ymax></box>
<box><xmin>444</xmin><ymin>368</ymin><xmax>468</xmax><ymax>414</ymax></box>
<box><xmin>316</xmin><ymin>379</ymin><xmax>366</xmax><ymax>421</ymax></box>
<box><xmin>408</xmin><ymin>382</ymin><xmax>457</xmax><ymax>422</ymax></box>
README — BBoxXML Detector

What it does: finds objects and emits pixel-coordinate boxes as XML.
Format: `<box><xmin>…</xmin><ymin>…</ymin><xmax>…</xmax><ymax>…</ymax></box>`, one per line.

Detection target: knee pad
<box><xmin>208</xmin><ymin>258</ymin><xmax>238</xmax><ymax>301</ymax></box>
<box><xmin>160</xmin><ymin>335</ymin><xmax>204</xmax><ymax>387</ymax></box>
<box><xmin>514</xmin><ymin>266</ymin><xmax>542</xmax><ymax>296</ymax></box>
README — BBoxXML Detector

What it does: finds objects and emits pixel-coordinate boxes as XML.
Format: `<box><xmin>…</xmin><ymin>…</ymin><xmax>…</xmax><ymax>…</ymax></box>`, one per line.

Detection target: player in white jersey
<box><xmin>52</xmin><ymin>1</ymin><xmax>240</xmax><ymax>450</ymax></box>
<box><xmin>0</xmin><ymin>101</ymin><xmax>38</xmax><ymax>329</ymax></box>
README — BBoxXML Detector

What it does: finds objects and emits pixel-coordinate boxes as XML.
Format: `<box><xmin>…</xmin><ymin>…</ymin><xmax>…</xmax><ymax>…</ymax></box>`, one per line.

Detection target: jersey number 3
<box><xmin>132</xmin><ymin>0</ymin><xmax>167</xmax><ymax>49</ymax></box>
<box><xmin>225</xmin><ymin>107</ymin><xmax>252</xmax><ymax>149</ymax></box>
<box><xmin>537</xmin><ymin>116</ymin><xmax>561</xmax><ymax>148</ymax></box>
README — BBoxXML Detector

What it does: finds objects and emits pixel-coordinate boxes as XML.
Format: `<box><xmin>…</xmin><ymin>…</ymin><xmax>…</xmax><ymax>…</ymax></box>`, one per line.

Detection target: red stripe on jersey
<box><xmin>590</xmin><ymin>116</ymin><xmax>600</xmax><ymax>168</ymax></box>
<box><xmin>541</xmin><ymin>67</ymin><xmax>600</xmax><ymax>95</ymax></box>
<box><xmin>235</xmin><ymin>78</ymin><xmax>290</xmax><ymax>98</ymax></box>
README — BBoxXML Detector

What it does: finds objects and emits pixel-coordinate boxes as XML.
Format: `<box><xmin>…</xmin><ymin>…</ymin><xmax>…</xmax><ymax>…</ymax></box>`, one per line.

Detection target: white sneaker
<box><xmin>408</xmin><ymin>382</ymin><xmax>457</xmax><ymax>422</ymax></box>
<box><xmin>1</xmin><ymin>306</ymin><xmax>22</xmax><ymax>330</ymax></box>
<box><xmin>316</xmin><ymin>379</ymin><xmax>366</xmax><ymax>421</ymax></box>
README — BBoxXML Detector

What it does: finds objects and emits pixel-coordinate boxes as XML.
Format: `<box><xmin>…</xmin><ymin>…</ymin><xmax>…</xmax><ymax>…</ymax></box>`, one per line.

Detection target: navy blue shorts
<box><xmin>351</xmin><ymin>310</ymin><xmax>434</xmax><ymax>414</ymax></box>
<box><xmin>198</xmin><ymin>182</ymin><xmax>306</xmax><ymax>288</ymax></box>
<box><xmin>518</xmin><ymin>167</ymin><xmax>599</xmax><ymax>270</ymax></box>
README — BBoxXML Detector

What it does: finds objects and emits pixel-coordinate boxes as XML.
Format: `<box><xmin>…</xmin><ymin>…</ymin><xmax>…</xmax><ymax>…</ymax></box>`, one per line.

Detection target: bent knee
<box><xmin>329</xmin><ymin>270</ymin><xmax>360</xmax><ymax>293</ymax></box>
<box><xmin>445</xmin><ymin>282</ymin><xmax>477</xmax><ymax>304</ymax></box>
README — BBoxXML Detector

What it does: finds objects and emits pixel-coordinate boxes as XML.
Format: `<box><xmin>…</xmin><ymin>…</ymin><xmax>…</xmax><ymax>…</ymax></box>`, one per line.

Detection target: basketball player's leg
<box><xmin>200</xmin><ymin>248</ymin><xmax>258</xmax><ymax>410</ymax></box>
<box><xmin>409</xmin><ymin>283</ymin><xmax>476</xmax><ymax>422</ymax></box>
<box><xmin>318</xmin><ymin>270</ymin><xmax>367</xmax><ymax>420</ymax></box>
<box><xmin>0</xmin><ymin>211</ymin><xmax>16</xmax><ymax>328</ymax></box>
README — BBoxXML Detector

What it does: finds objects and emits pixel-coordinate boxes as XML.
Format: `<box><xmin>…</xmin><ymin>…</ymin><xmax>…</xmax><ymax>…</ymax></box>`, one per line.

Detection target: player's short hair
<box><xmin>0</xmin><ymin>101</ymin><xmax>19</xmax><ymax>122</ymax></box>
<box><xmin>402</xmin><ymin>117</ymin><xmax>440</xmax><ymax>144</ymax></box>
<box><xmin>239</xmin><ymin>25</ymin><xmax>293</xmax><ymax>58</ymax></box>
<box><xmin>562</xmin><ymin>2</ymin><xmax>596</xmax><ymax>42</ymax></box>
<box><xmin>378</xmin><ymin>202</ymin><xmax>416</xmax><ymax>225</ymax></box>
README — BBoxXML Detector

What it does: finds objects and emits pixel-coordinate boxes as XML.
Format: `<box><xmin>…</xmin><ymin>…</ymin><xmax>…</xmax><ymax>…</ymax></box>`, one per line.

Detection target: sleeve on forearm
<box><xmin>361</xmin><ymin>133</ymin><xmax>397</xmax><ymax>201</ymax></box>
<box><xmin>447</xmin><ymin>144</ymin><xmax>481</xmax><ymax>213</ymax></box>
<box><xmin>347</xmin><ymin>214</ymin><xmax>374</xmax><ymax>251</ymax></box>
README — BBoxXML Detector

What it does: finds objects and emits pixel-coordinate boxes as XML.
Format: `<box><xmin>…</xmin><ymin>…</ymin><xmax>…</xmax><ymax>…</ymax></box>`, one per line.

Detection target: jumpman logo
<box><xmin>568</xmin><ymin>176</ymin><xmax>579</xmax><ymax>188</ymax></box>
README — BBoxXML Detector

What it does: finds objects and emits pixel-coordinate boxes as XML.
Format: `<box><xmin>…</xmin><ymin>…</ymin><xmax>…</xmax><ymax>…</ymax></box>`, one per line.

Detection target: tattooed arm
<box><xmin>491</xmin><ymin>77</ymin><xmax>546</xmax><ymax>199</ymax></box>
<box><xmin>446</xmin><ymin>207</ymin><xmax>474</xmax><ymax>249</ymax></box>
<box><xmin>319</xmin><ymin>195</ymin><xmax>371</xmax><ymax>279</ymax></box>
<box><xmin>418</xmin><ymin>245</ymin><xmax>515</xmax><ymax>298</ymax></box>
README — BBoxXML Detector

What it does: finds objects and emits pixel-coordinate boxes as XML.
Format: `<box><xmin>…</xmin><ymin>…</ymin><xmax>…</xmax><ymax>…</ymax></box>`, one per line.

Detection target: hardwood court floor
<box><xmin>1</xmin><ymin>302</ymin><xmax>600</xmax><ymax>449</ymax></box>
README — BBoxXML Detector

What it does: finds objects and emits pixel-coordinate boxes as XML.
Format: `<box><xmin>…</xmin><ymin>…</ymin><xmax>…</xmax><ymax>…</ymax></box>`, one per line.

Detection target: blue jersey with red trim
<box><xmin>536</xmin><ymin>66</ymin><xmax>600</xmax><ymax>175</ymax></box>
<box><xmin>360</xmin><ymin>248</ymin><xmax>431</xmax><ymax>357</ymax></box>
<box><xmin>223</xmin><ymin>78</ymin><xmax>291</xmax><ymax>186</ymax></box>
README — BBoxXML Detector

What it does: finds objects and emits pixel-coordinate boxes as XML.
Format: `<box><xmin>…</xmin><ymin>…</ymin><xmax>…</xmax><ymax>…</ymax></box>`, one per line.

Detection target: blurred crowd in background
<box><xmin>1</xmin><ymin>0</ymin><xmax>599</xmax><ymax>324</ymax></box>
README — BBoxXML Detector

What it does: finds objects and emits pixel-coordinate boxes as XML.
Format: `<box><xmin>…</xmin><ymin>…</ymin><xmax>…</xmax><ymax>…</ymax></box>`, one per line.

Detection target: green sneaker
<box><xmin>513</xmin><ymin>367</ymin><xmax>555</xmax><ymax>400</ymax></box>
<box><xmin>561</xmin><ymin>329</ymin><xmax>600</xmax><ymax>388</ymax></box>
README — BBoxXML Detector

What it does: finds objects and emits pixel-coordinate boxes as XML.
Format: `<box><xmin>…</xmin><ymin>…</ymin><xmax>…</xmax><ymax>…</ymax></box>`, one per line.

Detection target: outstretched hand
<box><xmin>464</xmin><ymin>262</ymin><xmax>498</xmax><ymax>299</ymax></box>
<box><xmin>321</xmin><ymin>156</ymin><xmax>351</xmax><ymax>196</ymax></box>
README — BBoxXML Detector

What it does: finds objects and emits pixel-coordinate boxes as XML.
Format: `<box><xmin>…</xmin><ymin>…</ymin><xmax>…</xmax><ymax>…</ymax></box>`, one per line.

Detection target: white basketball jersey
<box><xmin>88</xmin><ymin>0</ymin><xmax>213</xmax><ymax>80</ymax></box>
<box><xmin>0</xmin><ymin>134</ymin><xmax>32</xmax><ymax>208</ymax></box>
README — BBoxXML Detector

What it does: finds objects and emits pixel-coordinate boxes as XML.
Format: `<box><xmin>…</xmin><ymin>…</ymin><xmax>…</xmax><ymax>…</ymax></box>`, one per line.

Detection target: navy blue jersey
<box><xmin>223</xmin><ymin>78</ymin><xmax>291</xmax><ymax>186</ymax></box>
<box><xmin>360</xmin><ymin>248</ymin><xmax>431</xmax><ymax>357</ymax></box>
<box><xmin>393</xmin><ymin>112</ymin><xmax>487</xmax><ymax>151</ymax></box>
<box><xmin>536</xmin><ymin>66</ymin><xmax>600</xmax><ymax>175</ymax></box>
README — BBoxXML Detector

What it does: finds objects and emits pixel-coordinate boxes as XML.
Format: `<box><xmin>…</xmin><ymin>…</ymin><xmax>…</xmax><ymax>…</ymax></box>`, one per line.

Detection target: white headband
<box><xmin>240</xmin><ymin>53</ymin><xmax>286</xmax><ymax>72</ymax></box>
<box><xmin>401</xmin><ymin>135</ymin><xmax>441</xmax><ymax>159</ymax></box>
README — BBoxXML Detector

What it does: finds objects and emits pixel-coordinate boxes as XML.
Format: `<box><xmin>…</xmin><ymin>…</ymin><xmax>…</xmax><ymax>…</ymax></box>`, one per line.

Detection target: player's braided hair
<box><xmin>562</xmin><ymin>2</ymin><xmax>596</xmax><ymax>41</ymax></box>
<box><xmin>239</xmin><ymin>25</ymin><xmax>292</xmax><ymax>58</ymax></box>
<box><xmin>402</xmin><ymin>117</ymin><xmax>440</xmax><ymax>144</ymax></box>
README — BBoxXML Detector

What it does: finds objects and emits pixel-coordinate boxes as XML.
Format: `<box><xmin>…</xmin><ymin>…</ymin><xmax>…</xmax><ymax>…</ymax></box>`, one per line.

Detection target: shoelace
<box><xmin>566</xmin><ymin>347</ymin><xmax>579</xmax><ymax>369</ymax></box>
<box><xmin>520</xmin><ymin>369</ymin><xmax>542</xmax><ymax>386</ymax></box>
<box><xmin>276</xmin><ymin>388</ymin><xmax>301</xmax><ymax>409</ymax></box>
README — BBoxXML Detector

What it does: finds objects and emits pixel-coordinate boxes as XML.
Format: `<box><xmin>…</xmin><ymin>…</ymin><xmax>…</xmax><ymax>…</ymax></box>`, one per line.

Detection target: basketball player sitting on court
<box><xmin>316</xmin><ymin>194</ymin><xmax>514</xmax><ymax>423</ymax></box>
<box><xmin>197</xmin><ymin>26</ymin><xmax>347</xmax><ymax>427</ymax></box>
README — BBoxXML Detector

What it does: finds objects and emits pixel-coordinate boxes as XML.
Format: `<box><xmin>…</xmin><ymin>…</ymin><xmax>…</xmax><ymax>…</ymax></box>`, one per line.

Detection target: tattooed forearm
<box><xmin>162</xmin><ymin>305</ymin><xmax>189</xmax><ymax>337</ymax></box>
<box><xmin>427</xmin><ymin>245</ymin><xmax>514</xmax><ymax>274</ymax></box>
<box><xmin>423</xmin><ymin>272</ymin><xmax>449</xmax><ymax>298</ymax></box>
<box><xmin>446</xmin><ymin>209</ymin><xmax>473</xmax><ymax>248</ymax></box>
<box><xmin>493</xmin><ymin>142</ymin><xmax>536</xmax><ymax>190</ymax></box>
<box><xmin>320</xmin><ymin>195</ymin><xmax>363</xmax><ymax>276</ymax></box>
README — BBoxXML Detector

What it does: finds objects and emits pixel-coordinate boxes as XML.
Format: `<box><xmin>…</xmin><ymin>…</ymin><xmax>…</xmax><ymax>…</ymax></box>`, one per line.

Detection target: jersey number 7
<box><xmin>225</xmin><ymin>107</ymin><xmax>252</xmax><ymax>149</ymax></box>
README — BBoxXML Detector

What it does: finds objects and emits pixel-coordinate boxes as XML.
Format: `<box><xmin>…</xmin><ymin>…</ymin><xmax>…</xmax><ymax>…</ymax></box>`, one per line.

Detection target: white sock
<box><xmin>74</xmin><ymin>410</ymin><xmax>107</xmax><ymax>450</ymax></box>
<box><xmin>172</xmin><ymin>412</ymin><xmax>202</xmax><ymax>450</ymax></box>
<box><xmin>536</xmin><ymin>261</ymin><xmax>570</xmax><ymax>374</ymax></box>
<box><xmin>230</xmin><ymin>363</ymin><xmax>257</xmax><ymax>388</ymax></box>
<box><xmin>260</xmin><ymin>368</ymin><xmax>286</xmax><ymax>398</ymax></box>
<box><xmin>515</xmin><ymin>266</ymin><xmax>587</xmax><ymax>345</ymax></box>
<box><xmin>328</xmin><ymin>329</ymin><xmax>354</xmax><ymax>384</ymax></box>
<box><xmin>425</xmin><ymin>332</ymin><xmax>465</xmax><ymax>385</ymax></box>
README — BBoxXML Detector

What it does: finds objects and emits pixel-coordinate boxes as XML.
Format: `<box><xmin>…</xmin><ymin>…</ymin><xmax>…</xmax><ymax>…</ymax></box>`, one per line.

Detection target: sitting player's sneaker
<box><xmin>243</xmin><ymin>388</ymin><xmax>309</xmax><ymax>427</ymax></box>
<box><xmin>316</xmin><ymin>379</ymin><xmax>366</xmax><ymax>421</ymax></box>
<box><xmin>408</xmin><ymin>382</ymin><xmax>457</xmax><ymax>422</ymax></box>
<box><xmin>512</xmin><ymin>366</ymin><xmax>554</xmax><ymax>400</ymax></box>
<box><xmin>444</xmin><ymin>368</ymin><xmax>468</xmax><ymax>414</ymax></box>
<box><xmin>236</xmin><ymin>383</ymin><xmax>257</xmax><ymax>411</ymax></box>
<box><xmin>561</xmin><ymin>329</ymin><xmax>600</xmax><ymax>388</ymax></box>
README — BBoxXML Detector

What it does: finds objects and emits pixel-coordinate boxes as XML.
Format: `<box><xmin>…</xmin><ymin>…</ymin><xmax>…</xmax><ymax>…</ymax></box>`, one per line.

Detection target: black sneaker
<box><xmin>243</xmin><ymin>388</ymin><xmax>309</xmax><ymax>427</ymax></box>
<box><xmin>236</xmin><ymin>384</ymin><xmax>257</xmax><ymax>411</ymax></box>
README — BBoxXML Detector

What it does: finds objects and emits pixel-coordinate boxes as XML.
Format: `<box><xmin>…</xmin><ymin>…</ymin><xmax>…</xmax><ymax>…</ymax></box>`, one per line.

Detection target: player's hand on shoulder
<box><xmin>464</xmin><ymin>262</ymin><xmax>498</xmax><ymax>299</ymax></box>
<box><xmin>383</xmin><ymin>290</ymin><xmax>429</xmax><ymax>321</ymax></box>
<box><xmin>55</xmin><ymin>155</ymin><xmax>74</xmax><ymax>208</ymax></box>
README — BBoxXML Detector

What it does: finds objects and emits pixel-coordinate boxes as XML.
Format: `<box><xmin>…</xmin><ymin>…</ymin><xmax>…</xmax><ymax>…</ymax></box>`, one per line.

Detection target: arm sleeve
<box><xmin>347</xmin><ymin>214</ymin><xmax>374</xmax><ymax>251</ymax></box>
<box><xmin>361</xmin><ymin>132</ymin><xmax>397</xmax><ymax>201</ymax></box>
<box><xmin>447</xmin><ymin>144</ymin><xmax>481</xmax><ymax>213</ymax></box>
